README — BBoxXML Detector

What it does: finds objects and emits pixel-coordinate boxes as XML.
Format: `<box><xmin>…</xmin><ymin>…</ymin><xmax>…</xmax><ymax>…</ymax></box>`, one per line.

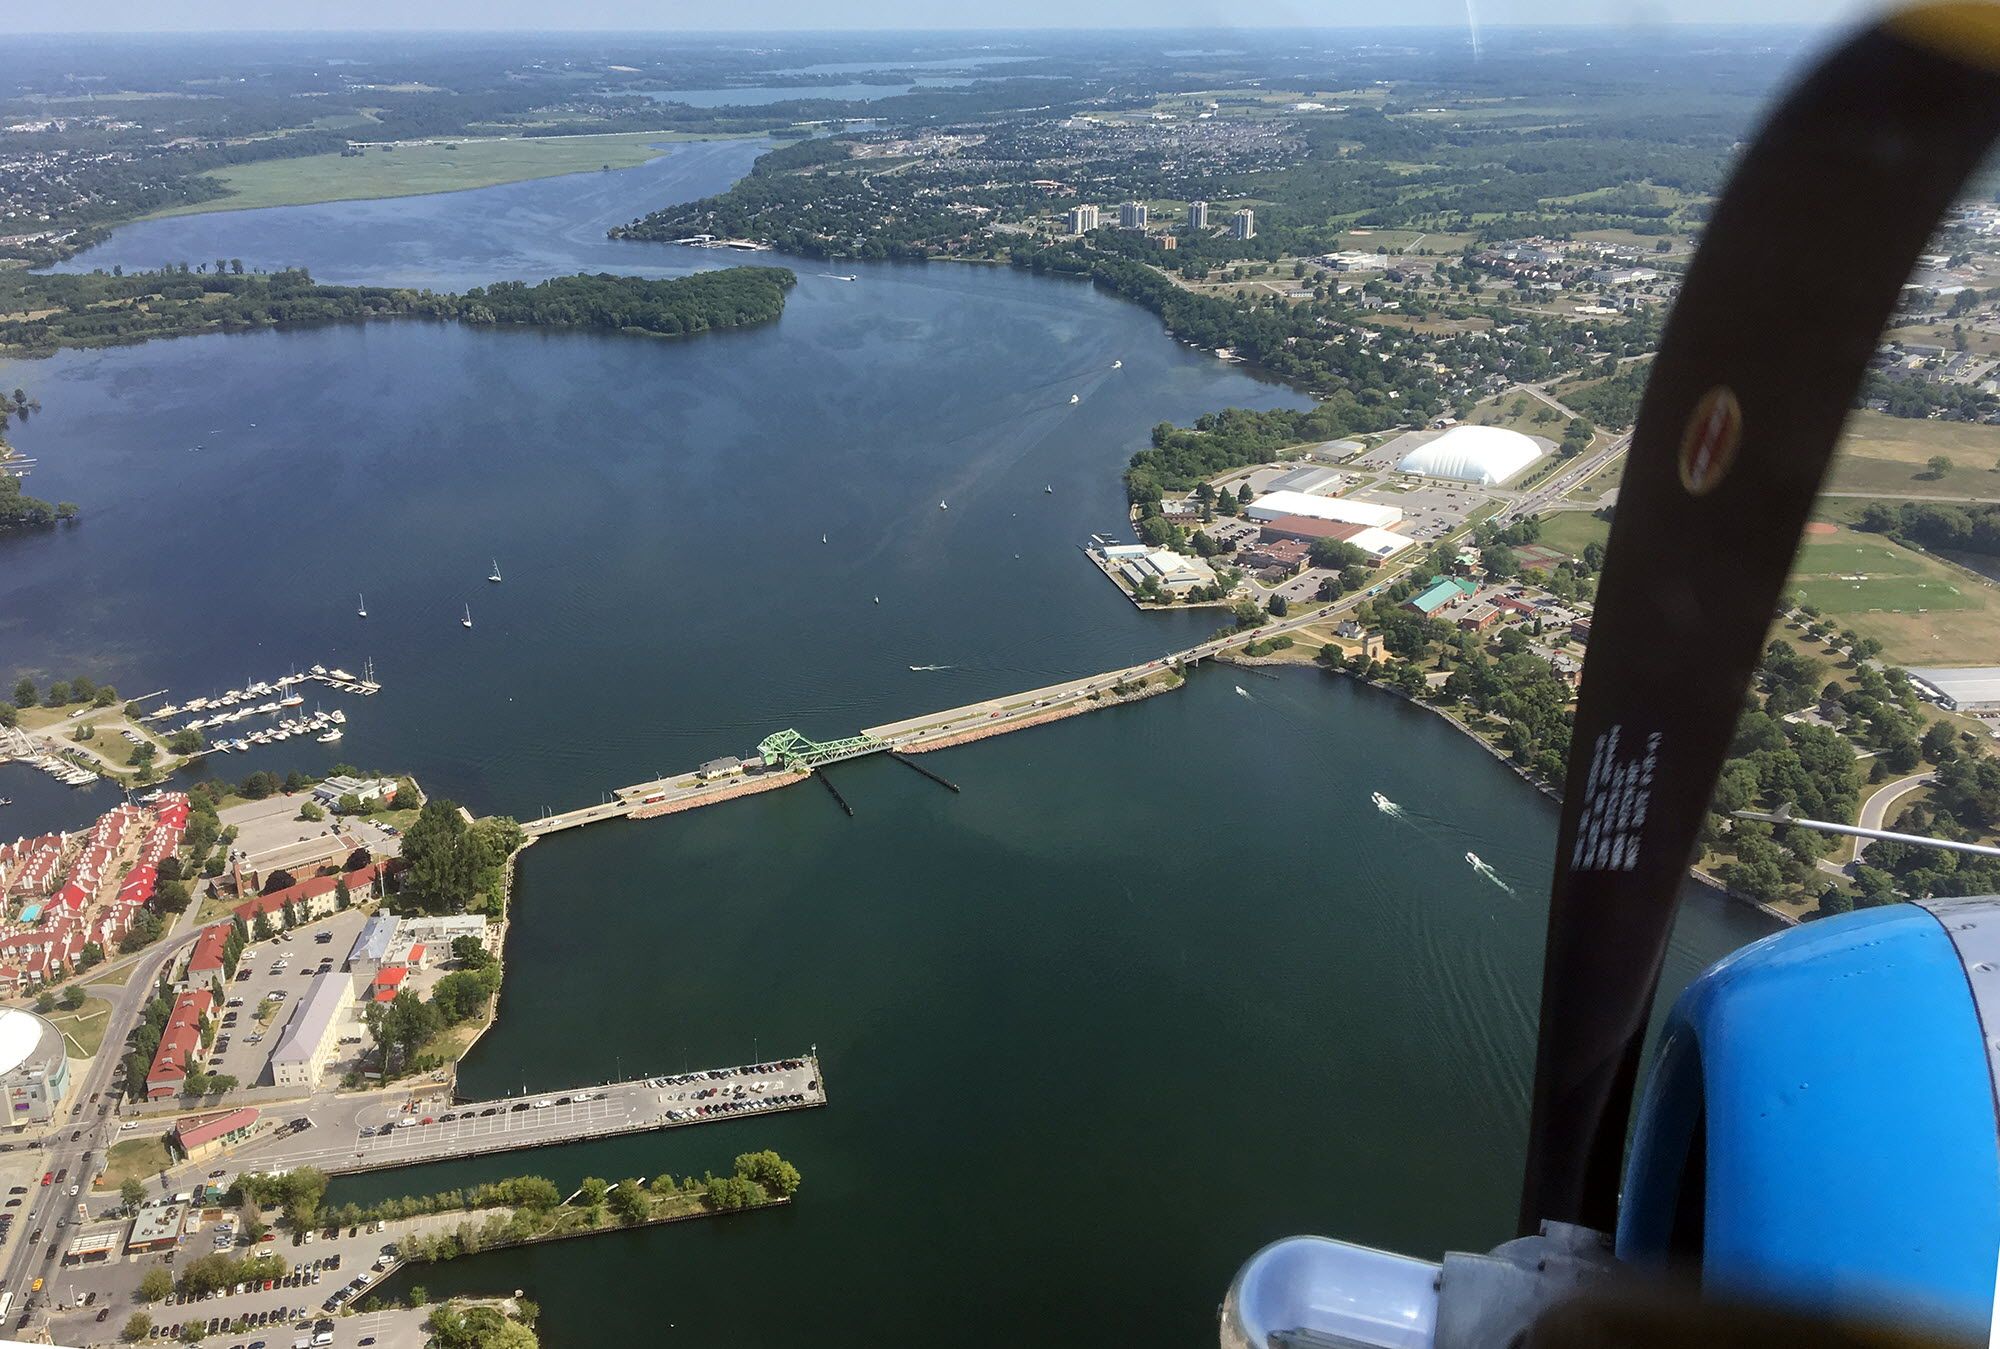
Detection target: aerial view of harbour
<box><xmin>1</xmin><ymin>14</ymin><xmax>1993</xmax><ymax>1349</ymax></box>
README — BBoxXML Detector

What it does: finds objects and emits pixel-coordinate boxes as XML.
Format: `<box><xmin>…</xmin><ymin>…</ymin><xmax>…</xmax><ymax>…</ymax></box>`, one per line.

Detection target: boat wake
<box><xmin>909</xmin><ymin>664</ymin><xmax>955</xmax><ymax>672</ymax></box>
<box><xmin>1370</xmin><ymin>790</ymin><xmax>1406</xmax><ymax>819</ymax></box>
<box><xmin>1465</xmin><ymin>851</ymin><xmax>1516</xmax><ymax>895</ymax></box>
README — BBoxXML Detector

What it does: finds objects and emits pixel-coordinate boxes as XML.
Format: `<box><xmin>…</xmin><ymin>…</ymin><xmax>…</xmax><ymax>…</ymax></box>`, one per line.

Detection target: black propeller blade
<box><xmin>1518</xmin><ymin>4</ymin><xmax>2000</xmax><ymax>1237</ymax></box>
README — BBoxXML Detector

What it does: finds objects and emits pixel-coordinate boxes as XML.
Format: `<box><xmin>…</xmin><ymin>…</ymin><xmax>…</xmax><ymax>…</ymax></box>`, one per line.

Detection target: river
<box><xmin>0</xmin><ymin>138</ymin><xmax>1774</xmax><ymax>1346</ymax></box>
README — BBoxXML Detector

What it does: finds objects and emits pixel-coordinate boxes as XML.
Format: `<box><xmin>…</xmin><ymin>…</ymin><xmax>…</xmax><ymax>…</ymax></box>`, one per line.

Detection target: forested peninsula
<box><xmin>0</xmin><ymin>265</ymin><xmax>796</xmax><ymax>357</ymax></box>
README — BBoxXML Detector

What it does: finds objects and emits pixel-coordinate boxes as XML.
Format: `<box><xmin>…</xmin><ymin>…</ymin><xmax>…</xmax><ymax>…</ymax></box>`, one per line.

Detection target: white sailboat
<box><xmin>488</xmin><ymin>559</ymin><xmax>503</xmax><ymax>583</ymax></box>
<box><xmin>357</xmin><ymin>593</ymin><xmax>367</xmax><ymax>618</ymax></box>
<box><xmin>461</xmin><ymin>604</ymin><xmax>473</xmax><ymax>629</ymax></box>
<box><xmin>1111</xmin><ymin>359</ymin><xmax>1122</xmax><ymax>369</ymax></box>
<box><xmin>821</xmin><ymin>533</ymin><xmax>828</xmax><ymax>544</ymax></box>
<box><xmin>939</xmin><ymin>501</ymin><xmax>948</xmax><ymax>511</ymax></box>
<box><xmin>1069</xmin><ymin>393</ymin><xmax>1080</xmax><ymax>404</ymax></box>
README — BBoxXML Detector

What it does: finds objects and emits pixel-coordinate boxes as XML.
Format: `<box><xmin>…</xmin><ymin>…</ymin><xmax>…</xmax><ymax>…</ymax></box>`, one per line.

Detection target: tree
<box><xmin>123</xmin><ymin>1177</ymin><xmax>151</xmax><ymax>1212</ymax></box>
<box><xmin>734</xmin><ymin>1149</ymin><xmax>801</xmax><ymax>1197</ymax></box>
<box><xmin>12</xmin><ymin>677</ymin><xmax>34</xmax><ymax>707</ymax></box>
<box><xmin>1925</xmin><ymin>454</ymin><xmax>1956</xmax><ymax>480</ymax></box>
<box><xmin>451</xmin><ymin>934</ymin><xmax>494</xmax><ymax>968</ymax></box>
<box><xmin>59</xmin><ymin>984</ymin><xmax>85</xmax><ymax>1010</ymax></box>
<box><xmin>124</xmin><ymin>1313</ymin><xmax>153</xmax><ymax>1342</ymax></box>
<box><xmin>298</xmin><ymin>801</ymin><xmax>325</xmax><ymax>822</ymax></box>
<box><xmin>45</xmin><ymin>680</ymin><xmax>71</xmax><ymax>706</ymax></box>
<box><xmin>607</xmin><ymin>1179</ymin><xmax>649</xmax><ymax>1224</ymax></box>
<box><xmin>138</xmin><ymin>1266</ymin><xmax>173</xmax><ymax>1300</ymax></box>
<box><xmin>1267</xmin><ymin>594</ymin><xmax>1289</xmax><ymax>617</ymax></box>
<box><xmin>579</xmin><ymin>1176</ymin><xmax>610</xmax><ymax>1211</ymax></box>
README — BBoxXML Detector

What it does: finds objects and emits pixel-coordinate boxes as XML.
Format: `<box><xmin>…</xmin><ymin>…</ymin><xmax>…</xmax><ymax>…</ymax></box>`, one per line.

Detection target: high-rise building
<box><xmin>1231</xmin><ymin>208</ymin><xmax>1256</xmax><ymax>240</ymax></box>
<box><xmin>1066</xmin><ymin>204</ymin><xmax>1100</xmax><ymax>234</ymax></box>
<box><xmin>1119</xmin><ymin>201</ymin><xmax>1148</xmax><ymax>229</ymax></box>
<box><xmin>1189</xmin><ymin>200</ymin><xmax>1209</xmax><ymax>230</ymax></box>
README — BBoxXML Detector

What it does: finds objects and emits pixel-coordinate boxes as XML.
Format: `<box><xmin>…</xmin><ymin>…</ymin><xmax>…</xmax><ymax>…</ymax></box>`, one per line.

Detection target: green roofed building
<box><xmin>1409</xmin><ymin>579</ymin><xmax>1466</xmax><ymax>616</ymax></box>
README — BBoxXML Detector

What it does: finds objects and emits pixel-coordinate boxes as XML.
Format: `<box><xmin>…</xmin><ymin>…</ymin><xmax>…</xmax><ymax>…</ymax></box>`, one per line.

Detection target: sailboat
<box><xmin>1045</xmin><ymin>484</ymin><xmax>1053</xmax><ymax>494</ymax></box>
<box><xmin>1070</xmin><ymin>394</ymin><xmax>1080</xmax><ymax>404</ymax></box>
<box><xmin>1111</xmin><ymin>359</ymin><xmax>1122</xmax><ymax>369</ymax></box>
<box><xmin>461</xmin><ymin>604</ymin><xmax>473</xmax><ymax>629</ymax></box>
<box><xmin>357</xmin><ymin>593</ymin><xmax>367</xmax><ymax>618</ymax></box>
<box><xmin>821</xmin><ymin>533</ymin><xmax>828</xmax><ymax>544</ymax></box>
<box><xmin>939</xmin><ymin>501</ymin><xmax>948</xmax><ymax>511</ymax></box>
<box><xmin>488</xmin><ymin>559</ymin><xmax>503</xmax><ymax>583</ymax></box>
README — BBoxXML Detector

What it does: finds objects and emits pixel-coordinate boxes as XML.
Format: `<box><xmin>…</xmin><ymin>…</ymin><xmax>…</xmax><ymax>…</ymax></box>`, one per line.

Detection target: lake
<box><xmin>1</xmin><ymin>138</ymin><xmax>1774</xmax><ymax>1347</ymax></box>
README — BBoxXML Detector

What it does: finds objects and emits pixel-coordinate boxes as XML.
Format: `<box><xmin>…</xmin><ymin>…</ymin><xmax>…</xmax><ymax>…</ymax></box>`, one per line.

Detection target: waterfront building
<box><xmin>1118</xmin><ymin>550</ymin><xmax>1217</xmax><ymax>594</ymax></box>
<box><xmin>1066</xmin><ymin>204</ymin><xmax>1100</xmax><ymax>234</ymax></box>
<box><xmin>311</xmin><ymin>775</ymin><xmax>398</xmax><ymax>809</ymax></box>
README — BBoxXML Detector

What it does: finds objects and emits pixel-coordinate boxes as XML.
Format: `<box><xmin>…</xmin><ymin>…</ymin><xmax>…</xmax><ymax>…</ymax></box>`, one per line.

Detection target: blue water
<box><xmin>12</xmin><ymin>137</ymin><xmax>1307</xmax><ymax>820</ymax></box>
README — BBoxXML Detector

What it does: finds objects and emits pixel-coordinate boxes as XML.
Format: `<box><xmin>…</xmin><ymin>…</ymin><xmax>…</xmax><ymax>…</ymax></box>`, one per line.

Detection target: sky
<box><xmin>12</xmin><ymin>0</ymin><xmax>1873</xmax><ymax>33</ymax></box>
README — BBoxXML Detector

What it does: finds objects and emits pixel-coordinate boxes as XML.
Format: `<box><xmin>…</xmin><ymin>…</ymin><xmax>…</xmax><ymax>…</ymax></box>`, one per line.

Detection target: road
<box><xmin>1855</xmin><ymin>771</ymin><xmax>1938</xmax><ymax>860</ymax></box>
<box><xmin>3</xmin><ymin>922</ymin><xmax>207</xmax><ymax>1330</ymax></box>
<box><xmin>1496</xmin><ymin>430</ymin><xmax>1632</xmax><ymax>526</ymax></box>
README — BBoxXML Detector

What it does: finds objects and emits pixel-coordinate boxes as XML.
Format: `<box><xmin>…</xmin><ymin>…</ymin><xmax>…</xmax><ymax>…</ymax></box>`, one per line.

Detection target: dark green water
<box><xmin>334</xmin><ymin>668</ymin><xmax>1769</xmax><ymax>1347</ymax></box>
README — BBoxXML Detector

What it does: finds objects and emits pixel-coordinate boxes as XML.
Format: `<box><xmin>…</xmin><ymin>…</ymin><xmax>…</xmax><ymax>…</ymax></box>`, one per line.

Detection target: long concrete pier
<box><xmin>215</xmin><ymin>1055</ymin><xmax>825</xmax><ymax>1179</ymax></box>
<box><xmin>520</xmin><ymin>615</ymin><xmax>1333</xmax><ymax>840</ymax></box>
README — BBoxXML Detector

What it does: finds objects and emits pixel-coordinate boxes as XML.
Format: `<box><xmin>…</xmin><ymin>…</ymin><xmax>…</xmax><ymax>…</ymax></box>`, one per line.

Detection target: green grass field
<box><xmin>1532</xmin><ymin>510</ymin><xmax>1609</xmax><ymax>557</ymax></box>
<box><xmin>146</xmin><ymin>131</ymin><xmax>747</xmax><ymax>219</ymax></box>
<box><xmin>47</xmin><ymin>996</ymin><xmax>113</xmax><ymax>1058</ymax></box>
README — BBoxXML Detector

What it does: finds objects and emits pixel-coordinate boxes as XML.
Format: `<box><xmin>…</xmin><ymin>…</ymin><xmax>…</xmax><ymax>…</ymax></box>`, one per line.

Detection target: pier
<box><xmin>216</xmin><ymin>1054</ymin><xmax>826</xmax><ymax>1179</ymax></box>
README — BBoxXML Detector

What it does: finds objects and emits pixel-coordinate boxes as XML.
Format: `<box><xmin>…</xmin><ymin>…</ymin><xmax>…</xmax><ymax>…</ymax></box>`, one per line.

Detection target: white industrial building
<box><xmin>1345</xmin><ymin>527</ymin><xmax>1418</xmax><ymax>564</ymax></box>
<box><xmin>1395</xmin><ymin>425</ymin><xmax>1543</xmax><ymax>486</ymax></box>
<box><xmin>1261</xmin><ymin>465</ymin><xmax>1346</xmax><ymax>496</ymax></box>
<box><xmin>1909</xmin><ymin>667</ymin><xmax>2000</xmax><ymax>712</ymax></box>
<box><xmin>1245</xmin><ymin>491</ymin><xmax>1403</xmax><ymax>528</ymax></box>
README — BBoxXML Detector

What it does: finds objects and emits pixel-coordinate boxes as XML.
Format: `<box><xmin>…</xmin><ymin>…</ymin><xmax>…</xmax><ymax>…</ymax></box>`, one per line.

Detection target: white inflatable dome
<box><xmin>1397</xmin><ymin>425</ymin><xmax>1542</xmax><ymax>485</ymax></box>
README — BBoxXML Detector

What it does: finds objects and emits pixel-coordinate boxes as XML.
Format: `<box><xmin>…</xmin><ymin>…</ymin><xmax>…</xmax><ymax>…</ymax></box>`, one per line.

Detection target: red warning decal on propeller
<box><xmin>1678</xmin><ymin>386</ymin><xmax>1742</xmax><ymax>497</ymax></box>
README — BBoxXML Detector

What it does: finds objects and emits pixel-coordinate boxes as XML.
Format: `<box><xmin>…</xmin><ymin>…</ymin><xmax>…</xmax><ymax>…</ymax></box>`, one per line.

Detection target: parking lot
<box><xmin>209</xmin><ymin>911</ymin><xmax>374</xmax><ymax>1092</ymax></box>
<box><xmin>218</xmin><ymin>1057</ymin><xmax>825</xmax><ymax>1178</ymax></box>
<box><xmin>221</xmin><ymin>797</ymin><xmax>400</xmax><ymax>888</ymax></box>
<box><xmin>41</xmin><ymin>1209</ymin><xmax>468</xmax><ymax>1349</ymax></box>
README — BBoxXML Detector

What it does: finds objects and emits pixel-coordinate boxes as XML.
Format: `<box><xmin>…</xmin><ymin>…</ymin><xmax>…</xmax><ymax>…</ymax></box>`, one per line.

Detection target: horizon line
<box><xmin>3</xmin><ymin>19</ymin><xmax>1844</xmax><ymax>37</ymax></box>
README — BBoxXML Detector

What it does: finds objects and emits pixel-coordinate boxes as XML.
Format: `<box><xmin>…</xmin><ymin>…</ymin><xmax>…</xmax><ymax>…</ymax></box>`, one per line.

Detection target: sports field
<box><xmin>1792</xmin><ymin>527</ymin><xmax>1967</xmax><ymax>614</ymax></box>
<box><xmin>146</xmin><ymin>131</ymin><xmax>745</xmax><ymax>218</ymax></box>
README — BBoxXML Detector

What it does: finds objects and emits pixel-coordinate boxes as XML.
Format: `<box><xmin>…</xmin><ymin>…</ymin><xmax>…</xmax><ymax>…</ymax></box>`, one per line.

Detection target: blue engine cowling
<box><xmin>1617</xmin><ymin>896</ymin><xmax>2000</xmax><ymax>1339</ymax></box>
<box><xmin>1224</xmin><ymin>896</ymin><xmax>2000</xmax><ymax>1348</ymax></box>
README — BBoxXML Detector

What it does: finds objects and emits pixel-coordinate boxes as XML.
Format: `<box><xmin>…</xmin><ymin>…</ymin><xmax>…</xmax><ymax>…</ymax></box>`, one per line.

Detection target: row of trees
<box><xmin>0</xmin><ymin>266</ymin><xmax>797</xmax><ymax>359</ymax></box>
